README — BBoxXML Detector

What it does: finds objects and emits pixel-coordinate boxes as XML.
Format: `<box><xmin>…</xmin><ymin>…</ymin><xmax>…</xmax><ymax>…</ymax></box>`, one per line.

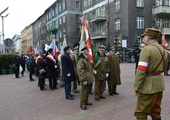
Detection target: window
<box><xmin>63</xmin><ymin>0</ymin><xmax>65</xmax><ymax>10</ymax></box>
<box><xmin>136</xmin><ymin>17</ymin><xmax>144</xmax><ymax>29</ymax></box>
<box><xmin>115</xmin><ymin>0</ymin><xmax>120</xmax><ymax>11</ymax></box>
<box><xmin>162</xmin><ymin>18</ymin><xmax>170</xmax><ymax>28</ymax></box>
<box><xmin>59</xmin><ymin>3</ymin><xmax>61</xmax><ymax>12</ymax></box>
<box><xmin>55</xmin><ymin>5</ymin><xmax>58</xmax><ymax>15</ymax></box>
<box><xmin>63</xmin><ymin>16</ymin><xmax>65</xmax><ymax>23</ymax></box>
<box><xmin>84</xmin><ymin>0</ymin><xmax>87</xmax><ymax>7</ymax></box>
<box><xmin>76</xmin><ymin>1</ymin><xmax>80</xmax><ymax>8</ymax></box>
<box><xmin>156</xmin><ymin>0</ymin><xmax>162</xmax><ymax>6</ymax></box>
<box><xmin>60</xmin><ymin>18</ymin><xmax>62</xmax><ymax>25</ymax></box>
<box><xmin>165</xmin><ymin>0</ymin><xmax>170</xmax><ymax>6</ymax></box>
<box><xmin>101</xmin><ymin>5</ymin><xmax>105</xmax><ymax>16</ymax></box>
<box><xmin>52</xmin><ymin>9</ymin><xmax>55</xmax><ymax>17</ymax></box>
<box><xmin>60</xmin><ymin>31</ymin><xmax>62</xmax><ymax>38</ymax></box>
<box><xmin>49</xmin><ymin>12</ymin><xmax>51</xmax><ymax>19</ymax></box>
<box><xmin>115</xmin><ymin>18</ymin><xmax>120</xmax><ymax>30</ymax></box>
<box><xmin>156</xmin><ymin>18</ymin><xmax>161</xmax><ymax>27</ymax></box>
<box><xmin>76</xmin><ymin>15</ymin><xmax>79</xmax><ymax>23</ymax></box>
<box><xmin>136</xmin><ymin>0</ymin><xmax>144</xmax><ymax>7</ymax></box>
<box><xmin>88</xmin><ymin>0</ymin><xmax>92</xmax><ymax>6</ymax></box>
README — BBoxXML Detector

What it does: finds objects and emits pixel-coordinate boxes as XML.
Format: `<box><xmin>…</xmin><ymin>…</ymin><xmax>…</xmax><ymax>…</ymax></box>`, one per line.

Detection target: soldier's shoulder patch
<box><xmin>78</xmin><ymin>66</ymin><xmax>82</xmax><ymax>68</ymax></box>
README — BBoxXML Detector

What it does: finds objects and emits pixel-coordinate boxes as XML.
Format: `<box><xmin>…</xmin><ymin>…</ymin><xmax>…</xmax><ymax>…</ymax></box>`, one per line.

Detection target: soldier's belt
<box><xmin>146</xmin><ymin>72</ymin><xmax>162</xmax><ymax>76</ymax></box>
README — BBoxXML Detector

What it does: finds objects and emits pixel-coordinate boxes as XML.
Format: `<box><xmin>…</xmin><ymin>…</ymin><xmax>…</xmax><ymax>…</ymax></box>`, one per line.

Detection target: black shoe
<box><xmin>109</xmin><ymin>93</ymin><xmax>113</xmax><ymax>96</ymax></box>
<box><xmin>80</xmin><ymin>105</ymin><xmax>87</xmax><ymax>110</ymax></box>
<box><xmin>89</xmin><ymin>92</ymin><xmax>93</xmax><ymax>95</ymax></box>
<box><xmin>41</xmin><ymin>88</ymin><xmax>47</xmax><ymax>91</ymax></box>
<box><xmin>53</xmin><ymin>87</ymin><xmax>58</xmax><ymax>90</ymax></box>
<box><xmin>113</xmin><ymin>92</ymin><xmax>119</xmax><ymax>95</ymax></box>
<box><xmin>66</xmin><ymin>97</ymin><xmax>74</xmax><ymax>100</ymax></box>
<box><xmin>95</xmin><ymin>97</ymin><xmax>99</xmax><ymax>101</ymax></box>
<box><xmin>100</xmin><ymin>96</ymin><xmax>106</xmax><ymax>99</ymax></box>
<box><xmin>70</xmin><ymin>94</ymin><xmax>75</xmax><ymax>97</ymax></box>
<box><xmin>16</xmin><ymin>77</ymin><xmax>20</xmax><ymax>78</ymax></box>
<box><xmin>30</xmin><ymin>79</ymin><xmax>35</xmax><ymax>81</ymax></box>
<box><xmin>44</xmin><ymin>84</ymin><xmax>47</xmax><ymax>86</ymax></box>
<box><xmin>85</xmin><ymin>102</ymin><xmax>92</xmax><ymax>106</ymax></box>
<box><xmin>50</xmin><ymin>88</ymin><xmax>54</xmax><ymax>91</ymax></box>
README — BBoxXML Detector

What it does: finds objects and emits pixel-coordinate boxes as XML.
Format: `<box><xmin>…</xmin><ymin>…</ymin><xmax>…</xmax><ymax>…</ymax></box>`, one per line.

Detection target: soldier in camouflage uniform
<box><xmin>134</xmin><ymin>28</ymin><xmax>168</xmax><ymax>120</ymax></box>
<box><xmin>71</xmin><ymin>46</ymin><xmax>80</xmax><ymax>93</ymax></box>
<box><xmin>94</xmin><ymin>45</ymin><xmax>109</xmax><ymax>101</ymax></box>
<box><xmin>77</xmin><ymin>46</ymin><xmax>94</xmax><ymax>110</ymax></box>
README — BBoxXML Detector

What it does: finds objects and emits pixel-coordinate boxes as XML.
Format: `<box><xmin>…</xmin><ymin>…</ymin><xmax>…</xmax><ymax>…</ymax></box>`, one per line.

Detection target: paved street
<box><xmin>0</xmin><ymin>63</ymin><xmax>170</xmax><ymax>120</ymax></box>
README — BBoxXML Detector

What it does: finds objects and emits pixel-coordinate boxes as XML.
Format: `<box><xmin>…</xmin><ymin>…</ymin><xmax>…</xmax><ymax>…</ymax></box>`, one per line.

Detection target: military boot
<box><xmin>136</xmin><ymin>116</ymin><xmax>147</xmax><ymax>120</ymax></box>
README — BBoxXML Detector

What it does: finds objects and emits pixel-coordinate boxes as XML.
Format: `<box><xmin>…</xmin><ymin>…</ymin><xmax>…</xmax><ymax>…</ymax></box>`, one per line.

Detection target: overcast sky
<box><xmin>0</xmin><ymin>0</ymin><xmax>56</xmax><ymax>39</ymax></box>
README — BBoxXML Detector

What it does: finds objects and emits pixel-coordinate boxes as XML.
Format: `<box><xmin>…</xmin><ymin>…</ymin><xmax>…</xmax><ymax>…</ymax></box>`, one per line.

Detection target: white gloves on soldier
<box><xmin>93</xmin><ymin>70</ymin><xmax>97</xmax><ymax>74</ymax></box>
<box><xmin>55</xmin><ymin>65</ymin><xmax>57</xmax><ymax>69</ymax></box>
<box><xmin>106</xmin><ymin>73</ymin><xmax>109</xmax><ymax>78</ymax></box>
<box><xmin>67</xmin><ymin>73</ymin><xmax>71</xmax><ymax>77</ymax></box>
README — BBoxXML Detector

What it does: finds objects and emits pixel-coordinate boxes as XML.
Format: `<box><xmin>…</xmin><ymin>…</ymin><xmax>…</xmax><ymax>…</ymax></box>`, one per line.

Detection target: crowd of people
<box><xmin>12</xmin><ymin>44</ymin><xmax>121</xmax><ymax>110</ymax></box>
<box><xmin>11</xmin><ymin>27</ymin><xmax>170</xmax><ymax>119</ymax></box>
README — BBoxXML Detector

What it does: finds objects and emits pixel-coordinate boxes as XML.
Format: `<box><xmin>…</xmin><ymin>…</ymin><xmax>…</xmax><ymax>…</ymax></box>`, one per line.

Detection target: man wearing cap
<box><xmin>94</xmin><ymin>45</ymin><xmax>109</xmax><ymax>101</ymax></box>
<box><xmin>45</xmin><ymin>48</ymin><xmax>58</xmax><ymax>90</ymax></box>
<box><xmin>107</xmin><ymin>47</ymin><xmax>121</xmax><ymax>96</ymax></box>
<box><xmin>61</xmin><ymin>46</ymin><xmax>76</xmax><ymax>100</ymax></box>
<box><xmin>77</xmin><ymin>46</ymin><xmax>94</xmax><ymax>110</ymax></box>
<box><xmin>134</xmin><ymin>28</ymin><xmax>168</xmax><ymax>120</ymax></box>
<box><xmin>71</xmin><ymin>46</ymin><xmax>80</xmax><ymax>93</ymax></box>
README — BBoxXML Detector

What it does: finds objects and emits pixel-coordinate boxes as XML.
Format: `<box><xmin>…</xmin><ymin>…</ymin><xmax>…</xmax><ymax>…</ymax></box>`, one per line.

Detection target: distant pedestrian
<box><xmin>134</xmin><ymin>28</ymin><xmax>168</xmax><ymax>120</ymax></box>
<box><xmin>61</xmin><ymin>46</ymin><xmax>76</xmax><ymax>100</ymax></box>
<box><xmin>20</xmin><ymin>54</ymin><xmax>26</xmax><ymax>77</ymax></box>
<box><xmin>12</xmin><ymin>52</ymin><xmax>21</xmax><ymax>78</ymax></box>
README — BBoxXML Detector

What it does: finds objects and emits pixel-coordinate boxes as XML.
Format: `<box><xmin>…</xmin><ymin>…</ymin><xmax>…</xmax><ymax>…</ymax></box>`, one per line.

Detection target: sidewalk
<box><xmin>0</xmin><ymin>63</ymin><xmax>169</xmax><ymax>120</ymax></box>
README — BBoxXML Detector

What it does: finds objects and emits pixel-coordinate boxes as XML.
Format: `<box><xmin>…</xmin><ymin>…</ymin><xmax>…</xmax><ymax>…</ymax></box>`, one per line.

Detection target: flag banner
<box><xmin>60</xmin><ymin>35</ymin><xmax>68</xmax><ymax>55</ymax></box>
<box><xmin>44</xmin><ymin>44</ymin><xmax>51</xmax><ymax>51</ymax></box>
<box><xmin>162</xmin><ymin>33</ymin><xmax>168</xmax><ymax>48</ymax></box>
<box><xmin>79</xmin><ymin>17</ymin><xmax>100</xmax><ymax>68</ymax></box>
<box><xmin>50</xmin><ymin>39</ymin><xmax>60</xmax><ymax>56</ymax></box>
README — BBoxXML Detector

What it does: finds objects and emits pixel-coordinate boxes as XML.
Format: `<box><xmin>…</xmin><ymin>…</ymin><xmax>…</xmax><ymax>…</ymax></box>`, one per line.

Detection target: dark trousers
<box><xmin>29</xmin><ymin>66</ymin><xmax>34</xmax><ymax>80</ymax></box>
<box><xmin>108</xmin><ymin>85</ymin><xmax>117</xmax><ymax>94</ymax></box>
<box><xmin>14</xmin><ymin>64</ymin><xmax>19</xmax><ymax>78</ymax></box>
<box><xmin>39</xmin><ymin>75</ymin><xmax>45</xmax><ymax>90</ymax></box>
<box><xmin>49</xmin><ymin>77</ymin><xmax>57</xmax><ymax>89</ymax></box>
<box><xmin>65</xmin><ymin>82</ymin><xmax>71</xmax><ymax>98</ymax></box>
<box><xmin>80</xmin><ymin>84</ymin><xmax>90</xmax><ymax>106</ymax></box>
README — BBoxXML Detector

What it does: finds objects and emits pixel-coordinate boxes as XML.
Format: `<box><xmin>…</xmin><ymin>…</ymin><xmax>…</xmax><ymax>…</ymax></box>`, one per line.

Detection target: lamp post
<box><xmin>1</xmin><ymin>14</ymin><xmax>9</xmax><ymax>54</ymax></box>
<box><xmin>1</xmin><ymin>7</ymin><xmax>9</xmax><ymax>54</ymax></box>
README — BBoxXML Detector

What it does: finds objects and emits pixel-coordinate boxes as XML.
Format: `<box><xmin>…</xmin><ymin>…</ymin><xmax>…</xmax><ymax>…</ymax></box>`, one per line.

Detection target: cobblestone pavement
<box><xmin>0</xmin><ymin>63</ymin><xmax>170</xmax><ymax>120</ymax></box>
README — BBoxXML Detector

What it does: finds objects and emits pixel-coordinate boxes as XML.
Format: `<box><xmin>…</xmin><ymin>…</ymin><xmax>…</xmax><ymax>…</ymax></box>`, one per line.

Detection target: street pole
<box><xmin>1</xmin><ymin>14</ymin><xmax>8</xmax><ymax>54</ymax></box>
<box><xmin>0</xmin><ymin>7</ymin><xmax>9</xmax><ymax>54</ymax></box>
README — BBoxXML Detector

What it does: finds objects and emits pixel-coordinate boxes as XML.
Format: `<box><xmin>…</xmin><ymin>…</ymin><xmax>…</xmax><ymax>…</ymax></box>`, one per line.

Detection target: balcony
<box><xmin>48</xmin><ymin>24</ymin><xmax>58</xmax><ymax>32</ymax></box>
<box><xmin>90</xmin><ymin>14</ymin><xmax>107</xmax><ymax>23</ymax></box>
<box><xmin>90</xmin><ymin>31</ymin><xmax>106</xmax><ymax>40</ymax></box>
<box><xmin>152</xmin><ymin>5</ymin><xmax>170</xmax><ymax>16</ymax></box>
<box><xmin>162</xmin><ymin>28</ymin><xmax>170</xmax><ymax>35</ymax></box>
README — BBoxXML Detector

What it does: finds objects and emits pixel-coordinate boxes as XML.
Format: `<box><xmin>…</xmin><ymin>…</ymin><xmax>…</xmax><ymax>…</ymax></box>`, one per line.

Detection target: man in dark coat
<box><xmin>61</xmin><ymin>46</ymin><xmax>76</xmax><ymax>100</ymax></box>
<box><xmin>12</xmin><ymin>52</ymin><xmax>21</xmax><ymax>78</ymax></box>
<box><xmin>45</xmin><ymin>48</ymin><xmax>58</xmax><ymax>90</ymax></box>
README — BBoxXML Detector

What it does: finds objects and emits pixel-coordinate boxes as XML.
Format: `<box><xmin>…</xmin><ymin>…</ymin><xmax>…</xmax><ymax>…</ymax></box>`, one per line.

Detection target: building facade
<box><xmin>83</xmin><ymin>0</ymin><xmax>155</xmax><ymax>50</ymax></box>
<box><xmin>152</xmin><ymin>0</ymin><xmax>170</xmax><ymax>48</ymax></box>
<box><xmin>45</xmin><ymin>0</ymin><xmax>83</xmax><ymax>48</ymax></box>
<box><xmin>12</xmin><ymin>34</ymin><xmax>22</xmax><ymax>54</ymax></box>
<box><xmin>21</xmin><ymin>25</ymin><xmax>33</xmax><ymax>54</ymax></box>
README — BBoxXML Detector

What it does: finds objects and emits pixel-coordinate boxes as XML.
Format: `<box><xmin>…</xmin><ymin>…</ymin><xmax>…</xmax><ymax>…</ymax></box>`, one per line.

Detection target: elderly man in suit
<box><xmin>61</xmin><ymin>46</ymin><xmax>76</xmax><ymax>100</ymax></box>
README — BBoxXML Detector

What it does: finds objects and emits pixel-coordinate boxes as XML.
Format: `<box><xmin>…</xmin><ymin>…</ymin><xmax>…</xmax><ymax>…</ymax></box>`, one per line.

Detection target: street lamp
<box><xmin>1</xmin><ymin>13</ymin><xmax>9</xmax><ymax>54</ymax></box>
<box><xmin>0</xmin><ymin>7</ymin><xmax>9</xmax><ymax>54</ymax></box>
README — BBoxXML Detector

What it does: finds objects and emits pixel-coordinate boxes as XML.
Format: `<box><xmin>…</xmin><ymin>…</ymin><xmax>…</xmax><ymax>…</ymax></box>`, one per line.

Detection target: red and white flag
<box><xmin>162</xmin><ymin>33</ymin><xmax>168</xmax><ymax>48</ymax></box>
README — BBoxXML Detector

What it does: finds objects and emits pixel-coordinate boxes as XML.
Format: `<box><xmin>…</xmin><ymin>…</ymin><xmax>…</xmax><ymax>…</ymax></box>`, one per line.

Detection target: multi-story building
<box><xmin>12</xmin><ymin>34</ymin><xmax>22</xmax><ymax>54</ymax></box>
<box><xmin>32</xmin><ymin>12</ymin><xmax>47</xmax><ymax>50</ymax></box>
<box><xmin>152</xmin><ymin>0</ymin><xmax>170</xmax><ymax>48</ymax></box>
<box><xmin>83</xmin><ymin>0</ymin><xmax>155</xmax><ymax>49</ymax></box>
<box><xmin>45</xmin><ymin>0</ymin><xmax>83</xmax><ymax>48</ymax></box>
<box><xmin>21</xmin><ymin>25</ymin><xmax>33</xmax><ymax>54</ymax></box>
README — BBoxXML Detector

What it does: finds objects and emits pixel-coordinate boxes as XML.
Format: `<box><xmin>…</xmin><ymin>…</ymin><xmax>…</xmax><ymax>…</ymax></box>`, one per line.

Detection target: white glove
<box><xmin>67</xmin><ymin>73</ymin><xmax>71</xmax><ymax>77</ymax></box>
<box><xmin>93</xmin><ymin>70</ymin><xmax>97</xmax><ymax>74</ymax></box>
<box><xmin>55</xmin><ymin>65</ymin><xmax>57</xmax><ymax>69</ymax></box>
<box><xmin>106</xmin><ymin>73</ymin><xmax>109</xmax><ymax>78</ymax></box>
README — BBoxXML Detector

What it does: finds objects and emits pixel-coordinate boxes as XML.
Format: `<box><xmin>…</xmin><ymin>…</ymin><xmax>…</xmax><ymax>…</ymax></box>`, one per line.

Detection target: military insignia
<box><xmin>79</xmin><ymin>66</ymin><xmax>81</xmax><ymax>68</ymax></box>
